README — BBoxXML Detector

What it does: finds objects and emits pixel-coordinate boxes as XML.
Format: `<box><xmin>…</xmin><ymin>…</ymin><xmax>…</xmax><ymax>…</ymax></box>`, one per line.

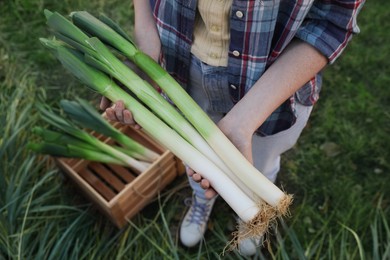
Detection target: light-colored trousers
<box><xmin>186</xmin><ymin>55</ymin><xmax>313</xmax><ymax>200</ymax></box>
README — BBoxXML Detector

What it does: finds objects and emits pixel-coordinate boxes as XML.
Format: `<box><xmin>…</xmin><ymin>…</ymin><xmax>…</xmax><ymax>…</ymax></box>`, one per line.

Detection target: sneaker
<box><xmin>180</xmin><ymin>194</ymin><xmax>217</xmax><ymax>247</ymax></box>
<box><xmin>237</xmin><ymin>219</ymin><xmax>264</xmax><ymax>256</ymax></box>
<box><xmin>238</xmin><ymin>236</ymin><xmax>262</xmax><ymax>256</ymax></box>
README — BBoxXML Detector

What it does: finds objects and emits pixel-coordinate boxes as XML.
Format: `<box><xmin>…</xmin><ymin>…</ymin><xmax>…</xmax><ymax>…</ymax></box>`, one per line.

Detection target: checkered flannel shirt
<box><xmin>149</xmin><ymin>0</ymin><xmax>365</xmax><ymax>135</ymax></box>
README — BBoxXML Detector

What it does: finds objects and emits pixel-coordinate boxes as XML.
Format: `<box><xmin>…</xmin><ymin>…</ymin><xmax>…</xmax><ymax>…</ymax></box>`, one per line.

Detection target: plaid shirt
<box><xmin>150</xmin><ymin>0</ymin><xmax>365</xmax><ymax>135</ymax></box>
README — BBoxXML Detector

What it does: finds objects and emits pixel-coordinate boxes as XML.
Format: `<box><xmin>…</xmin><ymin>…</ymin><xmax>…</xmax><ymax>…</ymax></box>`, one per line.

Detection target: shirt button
<box><xmin>211</xmin><ymin>25</ymin><xmax>220</xmax><ymax>32</ymax></box>
<box><xmin>232</xmin><ymin>50</ymin><xmax>240</xmax><ymax>57</ymax></box>
<box><xmin>230</xmin><ymin>84</ymin><xmax>237</xmax><ymax>90</ymax></box>
<box><xmin>235</xmin><ymin>11</ymin><xmax>244</xmax><ymax>18</ymax></box>
<box><xmin>210</xmin><ymin>53</ymin><xmax>218</xmax><ymax>59</ymax></box>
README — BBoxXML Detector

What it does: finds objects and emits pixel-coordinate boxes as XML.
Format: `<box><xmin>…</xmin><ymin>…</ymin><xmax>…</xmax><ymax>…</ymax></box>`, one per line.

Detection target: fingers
<box><xmin>188</xmin><ymin>171</ymin><xmax>208</xmax><ymax>188</ymax></box>
<box><xmin>105</xmin><ymin>106</ymin><xmax>117</xmax><ymax>121</ymax></box>
<box><xmin>198</xmin><ymin>177</ymin><xmax>217</xmax><ymax>199</ymax></box>
<box><xmin>192</xmin><ymin>173</ymin><xmax>202</xmax><ymax>182</ymax></box>
<box><xmin>186</xmin><ymin>166</ymin><xmax>195</xmax><ymax>177</ymax></box>
<box><xmin>100</xmin><ymin>96</ymin><xmax>111</xmax><ymax>110</ymax></box>
<box><xmin>123</xmin><ymin>110</ymin><xmax>134</xmax><ymax>124</ymax></box>
<box><xmin>114</xmin><ymin>100</ymin><xmax>125</xmax><ymax>121</ymax></box>
<box><xmin>104</xmin><ymin>100</ymin><xmax>141</xmax><ymax>128</ymax></box>
<box><xmin>186</xmin><ymin>165</ymin><xmax>218</xmax><ymax>198</ymax></box>
<box><xmin>204</xmin><ymin>188</ymin><xmax>218</xmax><ymax>199</ymax></box>
<box><xmin>105</xmin><ymin>101</ymin><xmax>126</xmax><ymax>123</ymax></box>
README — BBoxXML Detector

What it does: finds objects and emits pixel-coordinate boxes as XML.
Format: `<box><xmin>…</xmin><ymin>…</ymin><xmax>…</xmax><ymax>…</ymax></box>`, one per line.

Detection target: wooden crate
<box><xmin>56</xmin><ymin>124</ymin><xmax>185</xmax><ymax>228</ymax></box>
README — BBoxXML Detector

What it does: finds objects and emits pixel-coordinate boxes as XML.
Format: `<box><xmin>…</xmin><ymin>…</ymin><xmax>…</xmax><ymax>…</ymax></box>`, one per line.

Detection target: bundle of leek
<box><xmin>29</xmin><ymin>102</ymin><xmax>152</xmax><ymax>173</ymax></box>
<box><xmin>40</xmin><ymin>10</ymin><xmax>293</xmax><ymax>246</ymax></box>
<box><xmin>60</xmin><ymin>98</ymin><xmax>159</xmax><ymax>162</ymax></box>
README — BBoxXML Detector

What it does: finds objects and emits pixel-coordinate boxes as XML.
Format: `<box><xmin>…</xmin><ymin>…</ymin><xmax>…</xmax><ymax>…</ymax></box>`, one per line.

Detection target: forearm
<box><xmin>219</xmin><ymin>39</ymin><xmax>328</xmax><ymax>139</ymax></box>
<box><xmin>133</xmin><ymin>0</ymin><xmax>161</xmax><ymax>61</ymax></box>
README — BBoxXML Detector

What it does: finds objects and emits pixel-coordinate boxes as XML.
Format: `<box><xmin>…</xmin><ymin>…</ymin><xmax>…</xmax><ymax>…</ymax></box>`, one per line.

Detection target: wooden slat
<box><xmin>78</xmin><ymin>168</ymin><xmax>116</xmax><ymax>201</ymax></box>
<box><xmin>88</xmin><ymin>162</ymin><xmax>125</xmax><ymax>192</ymax></box>
<box><xmin>122</xmin><ymin>165</ymin><xmax>177</xmax><ymax>220</ymax></box>
<box><xmin>175</xmin><ymin>157</ymin><xmax>186</xmax><ymax>176</ymax></box>
<box><xmin>121</xmin><ymin>126</ymin><xmax>164</xmax><ymax>154</ymax></box>
<box><xmin>119</xmin><ymin>163</ymin><xmax>176</xmax><ymax>212</ymax></box>
<box><xmin>131</xmin><ymin>166</ymin><xmax>174</xmax><ymax>197</ymax></box>
<box><xmin>109</xmin><ymin>150</ymin><xmax>174</xmax><ymax>206</ymax></box>
<box><xmin>62</xmin><ymin>158</ymin><xmax>77</xmax><ymax>166</ymax></box>
<box><xmin>106</xmin><ymin>164</ymin><xmax>136</xmax><ymax>183</ymax></box>
<box><xmin>56</xmin><ymin>159</ymin><xmax>111</xmax><ymax>208</ymax></box>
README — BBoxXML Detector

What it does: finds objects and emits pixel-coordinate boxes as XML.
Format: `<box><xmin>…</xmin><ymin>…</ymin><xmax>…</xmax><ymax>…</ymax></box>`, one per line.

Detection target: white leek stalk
<box><xmin>69</xmin><ymin>11</ymin><xmax>291</xmax><ymax>214</ymax></box>
<box><xmin>42</xmin><ymin>40</ymin><xmax>264</xmax><ymax>225</ymax></box>
<box><xmin>44</xmin><ymin>9</ymin><xmax>262</xmax><ymax>206</ymax></box>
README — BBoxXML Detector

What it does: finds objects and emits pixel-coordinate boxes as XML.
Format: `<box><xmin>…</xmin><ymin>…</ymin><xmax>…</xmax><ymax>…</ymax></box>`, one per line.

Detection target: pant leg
<box><xmin>252</xmin><ymin>103</ymin><xmax>313</xmax><ymax>183</ymax></box>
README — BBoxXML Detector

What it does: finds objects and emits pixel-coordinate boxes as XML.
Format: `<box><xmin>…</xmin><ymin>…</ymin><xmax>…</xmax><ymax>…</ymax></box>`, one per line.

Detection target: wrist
<box><xmin>218</xmin><ymin>104</ymin><xmax>259</xmax><ymax>138</ymax></box>
<box><xmin>218</xmin><ymin>116</ymin><xmax>253</xmax><ymax>146</ymax></box>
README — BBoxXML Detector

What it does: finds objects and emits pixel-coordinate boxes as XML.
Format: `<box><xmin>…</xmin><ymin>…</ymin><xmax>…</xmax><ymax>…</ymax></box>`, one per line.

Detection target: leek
<box><xmin>32</xmin><ymin>126</ymin><xmax>98</xmax><ymax>151</ymax></box>
<box><xmin>60</xmin><ymin>98</ymin><xmax>159</xmax><ymax>162</ymax></box>
<box><xmin>29</xmin><ymin>127</ymin><xmax>135</xmax><ymax>166</ymax></box>
<box><xmin>68</xmin><ymin>10</ymin><xmax>292</xmax><ymax>214</ymax></box>
<box><xmin>34</xmin><ymin>102</ymin><xmax>149</xmax><ymax>173</ymax></box>
<box><xmin>40</xmin><ymin>10</ymin><xmax>296</xmax><ymax>243</ymax></box>
<box><xmin>43</xmin><ymin>10</ymin><xmax>257</xmax><ymax>205</ymax></box>
<box><xmin>40</xmin><ymin>39</ymin><xmax>267</xmax><ymax>240</ymax></box>
<box><xmin>28</xmin><ymin>142</ymin><xmax>126</xmax><ymax>166</ymax></box>
<box><xmin>32</xmin><ymin>126</ymin><xmax>149</xmax><ymax>165</ymax></box>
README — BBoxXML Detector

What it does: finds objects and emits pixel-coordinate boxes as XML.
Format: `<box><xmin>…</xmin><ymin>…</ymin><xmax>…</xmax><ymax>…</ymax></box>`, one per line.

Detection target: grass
<box><xmin>1</xmin><ymin>0</ymin><xmax>389</xmax><ymax>259</ymax></box>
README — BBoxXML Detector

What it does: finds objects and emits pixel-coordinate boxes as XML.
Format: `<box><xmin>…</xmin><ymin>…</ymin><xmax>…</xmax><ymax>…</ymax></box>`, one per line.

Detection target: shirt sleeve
<box><xmin>295</xmin><ymin>0</ymin><xmax>365</xmax><ymax>64</ymax></box>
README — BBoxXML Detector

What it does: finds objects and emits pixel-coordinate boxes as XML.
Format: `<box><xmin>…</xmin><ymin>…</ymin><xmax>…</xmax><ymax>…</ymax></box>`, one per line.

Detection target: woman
<box><xmin>102</xmin><ymin>0</ymin><xmax>365</xmax><ymax>255</ymax></box>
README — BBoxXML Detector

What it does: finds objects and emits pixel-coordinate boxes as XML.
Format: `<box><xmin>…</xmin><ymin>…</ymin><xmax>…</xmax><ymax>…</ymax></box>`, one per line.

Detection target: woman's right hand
<box><xmin>100</xmin><ymin>98</ymin><xmax>142</xmax><ymax>129</ymax></box>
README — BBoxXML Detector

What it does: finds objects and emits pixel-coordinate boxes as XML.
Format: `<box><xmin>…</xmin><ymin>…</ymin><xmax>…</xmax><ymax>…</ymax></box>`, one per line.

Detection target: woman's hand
<box><xmin>189</xmin><ymin>40</ymin><xmax>328</xmax><ymax>199</ymax></box>
<box><xmin>189</xmin><ymin>116</ymin><xmax>254</xmax><ymax>199</ymax></box>
<box><xmin>100</xmin><ymin>1</ymin><xmax>161</xmax><ymax>128</ymax></box>
<box><xmin>100</xmin><ymin>99</ymin><xmax>142</xmax><ymax>129</ymax></box>
<box><xmin>186</xmin><ymin>166</ymin><xmax>218</xmax><ymax>199</ymax></box>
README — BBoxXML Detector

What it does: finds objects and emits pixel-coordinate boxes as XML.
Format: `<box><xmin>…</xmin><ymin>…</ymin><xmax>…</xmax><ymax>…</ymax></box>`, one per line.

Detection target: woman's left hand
<box><xmin>190</xmin><ymin>116</ymin><xmax>254</xmax><ymax>199</ymax></box>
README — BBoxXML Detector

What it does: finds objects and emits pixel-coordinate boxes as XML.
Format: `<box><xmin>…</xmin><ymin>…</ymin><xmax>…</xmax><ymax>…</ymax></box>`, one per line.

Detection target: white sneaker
<box><xmin>238</xmin><ymin>236</ymin><xmax>262</xmax><ymax>256</ymax></box>
<box><xmin>180</xmin><ymin>194</ymin><xmax>217</xmax><ymax>247</ymax></box>
<box><xmin>237</xmin><ymin>219</ymin><xmax>263</xmax><ymax>256</ymax></box>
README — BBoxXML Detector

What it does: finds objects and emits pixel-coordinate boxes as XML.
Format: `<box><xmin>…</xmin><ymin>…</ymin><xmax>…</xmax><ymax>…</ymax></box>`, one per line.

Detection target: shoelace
<box><xmin>184</xmin><ymin>197</ymin><xmax>211</xmax><ymax>225</ymax></box>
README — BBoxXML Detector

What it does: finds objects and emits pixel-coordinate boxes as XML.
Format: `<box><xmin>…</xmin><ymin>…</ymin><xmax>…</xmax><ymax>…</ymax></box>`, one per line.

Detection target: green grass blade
<box><xmin>281</xmin><ymin>219</ymin><xmax>306</xmax><ymax>260</ymax></box>
<box><xmin>340</xmin><ymin>223</ymin><xmax>365</xmax><ymax>260</ymax></box>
